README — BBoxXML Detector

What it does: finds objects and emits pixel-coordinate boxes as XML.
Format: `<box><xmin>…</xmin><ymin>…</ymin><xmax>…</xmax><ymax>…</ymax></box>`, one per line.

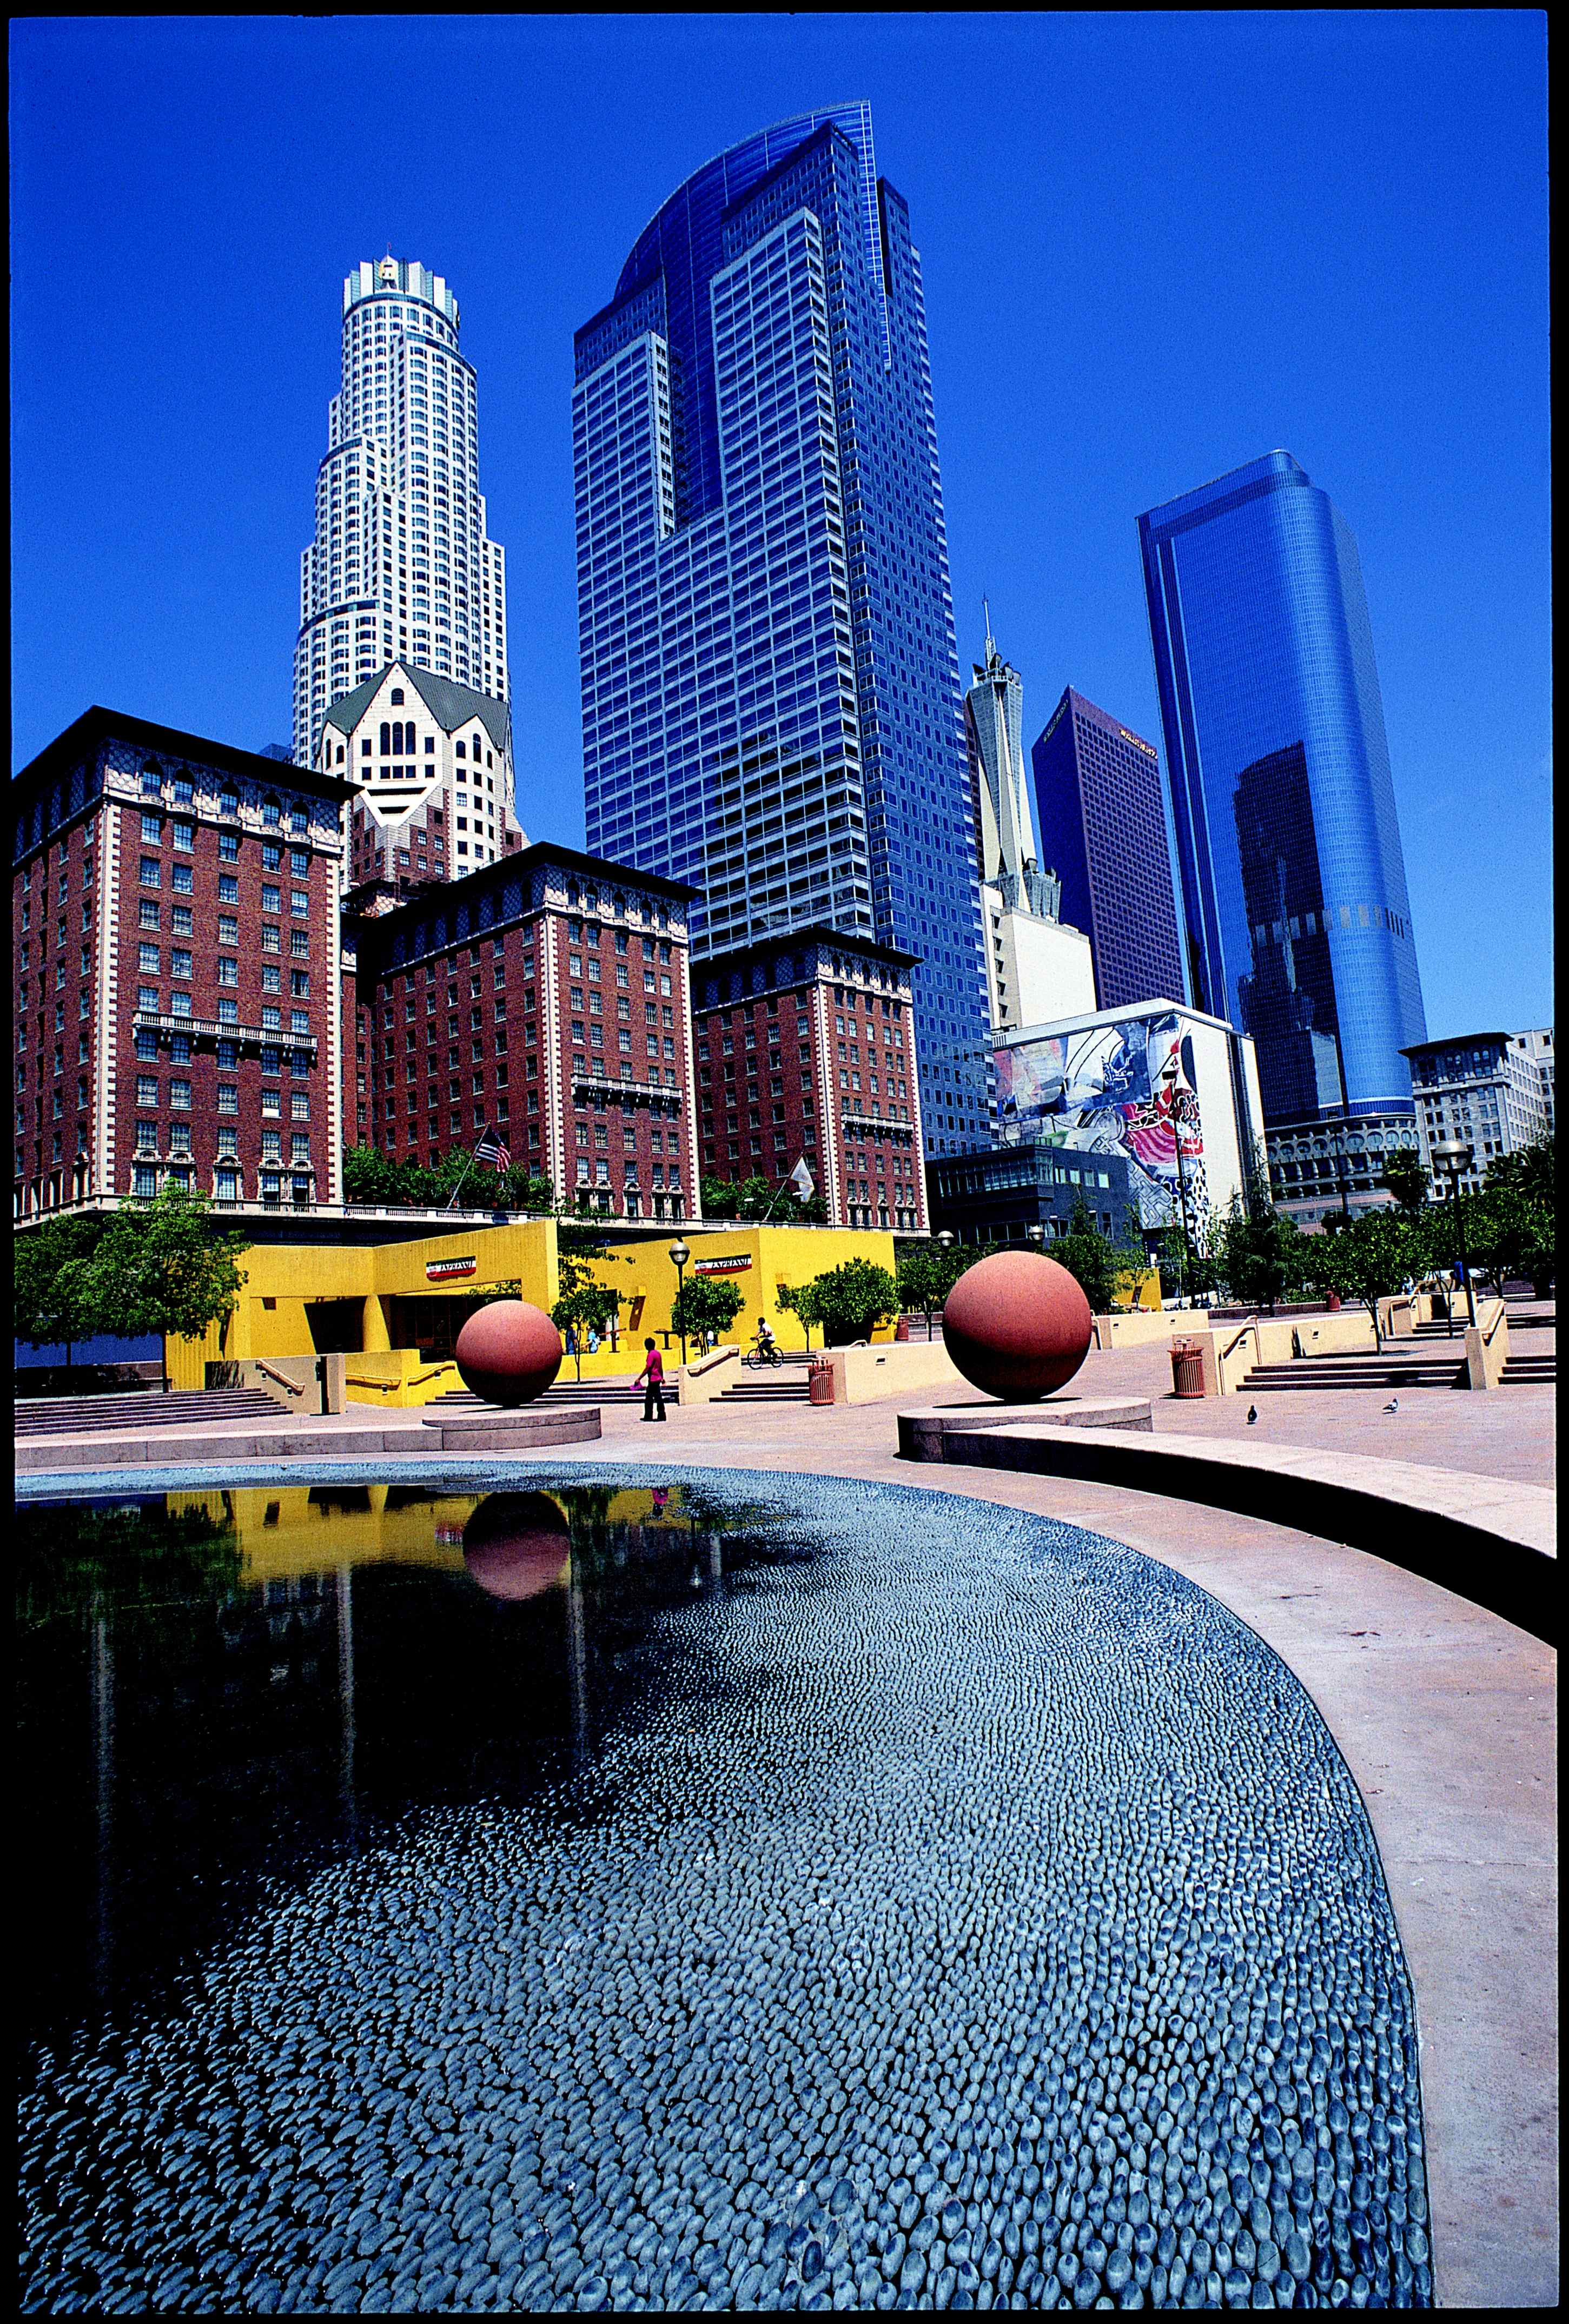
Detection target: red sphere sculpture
<box><xmin>941</xmin><ymin>1249</ymin><xmax>1093</xmax><ymax>1401</ymax></box>
<box><xmin>462</xmin><ymin>1493</ymin><xmax>571</xmax><ymax>1600</ymax></box>
<box><xmin>454</xmin><ymin>1299</ymin><xmax>563</xmax><ymax>1406</ymax></box>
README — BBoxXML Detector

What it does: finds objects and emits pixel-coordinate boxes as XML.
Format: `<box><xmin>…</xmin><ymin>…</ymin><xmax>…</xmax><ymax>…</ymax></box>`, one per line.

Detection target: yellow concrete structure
<box><xmin>165</xmin><ymin>1219</ymin><xmax>901</xmax><ymax>1395</ymax></box>
<box><xmin>581</xmin><ymin>1223</ymin><xmax>901</xmax><ymax>1363</ymax></box>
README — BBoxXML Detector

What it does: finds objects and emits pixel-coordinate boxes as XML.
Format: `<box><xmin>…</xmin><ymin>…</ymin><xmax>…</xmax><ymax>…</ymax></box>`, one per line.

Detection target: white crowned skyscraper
<box><xmin>293</xmin><ymin>257</ymin><xmax>508</xmax><ymax>766</ymax></box>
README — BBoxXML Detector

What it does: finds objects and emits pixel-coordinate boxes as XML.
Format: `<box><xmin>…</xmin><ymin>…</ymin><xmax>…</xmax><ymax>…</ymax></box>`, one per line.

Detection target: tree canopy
<box><xmin>343</xmin><ymin>1142</ymin><xmax>555</xmax><ymax>1216</ymax></box>
<box><xmin>671</xmin><ymin>1274</ymin><xmax>745</xmax><ymax>1345</ymax></box>
<box><xmin>1049</xmin><ymin>1200</ymin><xmax>1149</xmax><ymax>1317</ymax></box>
<box><xmin>789</xmin><ymin>1258</ymin><xmax>899</xmax><ymax>1346</ymax></box>
<box><xmin>83</xmin><ymin>1186</ymin><xmax>250</xmax><ymax>1391</ymax></box>
<box><xmin>699</xmin><ymin>1172</ymin><xmax>827</xmax><ymax>1224</ymax></box>
<box><xmin>1307</xmin><ymin>1210</ymin><xmax>1429</xmax><ymax>1342</ymax></box>
<box><xmin>13</xmin><ymin>1214</ymin><xmax>102</xmax><ymax>1363</ymax></box>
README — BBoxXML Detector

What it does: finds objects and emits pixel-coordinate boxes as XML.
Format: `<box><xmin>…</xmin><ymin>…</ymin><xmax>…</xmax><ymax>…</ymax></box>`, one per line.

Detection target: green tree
<box><xmin>13</xmin><ymin>1215</ymin><xmax>104</xmax><ymax>1376</ymax></box>
<box><xmin>1050</xmin><ymin>1200</ymin><xmax>1148</xmax><ymax>1318</ymax></box>
<box><xmin>1378</xmin><ymin>1151</ymin><xmax>1431</xmax><ymax>1214</ymax></box>
<box><xmin>896</xmin><ymin>1244</ymin><xmax>966</xmax><ymax>1339</ymax></box>
<box><xmin>671</xmin><ymin>1273</ymin><xmax>745</xmax><ymax>1350</ymax></box>
<box><xmin>84</xmin><ymin>1185</ymin><xmax>249</xmax><ymax>1393</ymax></box>
<box><xmin>550</xmin><ymin>1284</ymin><xmax>624</xmax><ymax>1380</ymax></box>
<box><xmin>798</xmin><ymin>1257</ymin><xmax>900</xmax><ymax>1346</ymax></box>
<box><xmin>1308</xmin><ymin>1210</ymin><xmax>1430</xmax><ymax>1345</ymax></box>
<box><xmin>1157</xmin><ymin>1199</ymin><xmax>1224</xmax><ymax>1306</ymax></box>
<box><xmin>1215</xmin><ymin>1163</ymin><xmax>1312</xmax><ymax>1312</ymax></box>
<box><xmin>699</xmin><ymin>1171</ymin><xmax>827</xmax><ymax>1225</ymax></box>
<box><xmin>342</xmin><ymin>1142</ymin><xmax>416</xmax><ymax>1206</ymax></box>
<box><xmin>775</xmin><ymin>1279</ymin><xmax>824</xmax><ymax>1350</ymax></box>
<box><xmin>1485</xmin><ymin>1132</ymin><xmax>1555</xmax><ymax>1208</ymax></box>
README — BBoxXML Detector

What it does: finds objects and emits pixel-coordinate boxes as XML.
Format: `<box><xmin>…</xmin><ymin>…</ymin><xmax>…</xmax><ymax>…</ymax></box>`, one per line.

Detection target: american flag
<box><xmin>473</xmin><ymin>1124</ymin><xmax>510</xmax><ymax>1172</ymax></box>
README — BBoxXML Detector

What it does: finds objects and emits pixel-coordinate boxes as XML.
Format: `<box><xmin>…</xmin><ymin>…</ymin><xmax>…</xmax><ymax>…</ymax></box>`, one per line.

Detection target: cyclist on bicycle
<box><xmin>753</xmin><ymin>1315</ymin><xmax>778</xmax><ymax>1364</ymax></box>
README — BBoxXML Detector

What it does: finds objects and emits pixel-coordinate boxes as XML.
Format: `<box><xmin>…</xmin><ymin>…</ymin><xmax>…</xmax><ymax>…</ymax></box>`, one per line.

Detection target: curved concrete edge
<box><xmin>898</xmin><ymin>1399</ymin><xmax>1153</xmax><ymax>1461</ymax></box>
<box><xmin>933</xmin><ymin>1422</ymin><xmax>1557</xmax><ymax>1645</ymax></box>
<box><xmin>422</xmin><ymin>1405</ymin><xmax>601</xmax><ymax>1450</ymax></box>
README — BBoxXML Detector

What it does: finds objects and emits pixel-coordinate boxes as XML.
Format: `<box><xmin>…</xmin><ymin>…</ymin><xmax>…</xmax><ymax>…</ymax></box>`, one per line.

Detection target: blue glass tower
<box><xmin>1139</xmin><ymin>452</ymin><xmax>1426</xmax><ymax>1133</ymax></box>
<box><xmin>573</xmin><ymin>105</ymin><xmax>991</xmax><ymax>1152</ymax></box>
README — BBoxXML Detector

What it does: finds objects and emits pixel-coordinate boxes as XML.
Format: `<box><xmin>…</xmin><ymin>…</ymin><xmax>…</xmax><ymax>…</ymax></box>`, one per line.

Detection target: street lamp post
<box><xmin>1026</xmin><ymin>1222</ymin><xmax>1045</xmax><ymax>1249</ymax></box>
<box><xmin>1429</xmin><ymin>1140</ymin><xmax>1477</xmax><ymax>1333</ymax></box>
<box><xmin>667</xmin><ymin>1238</ymin><xmax>691</xmax><ymax>1367</ymax></box>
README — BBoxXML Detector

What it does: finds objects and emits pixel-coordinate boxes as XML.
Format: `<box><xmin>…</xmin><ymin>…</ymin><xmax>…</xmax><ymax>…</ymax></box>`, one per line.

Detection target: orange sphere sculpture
<box><xmin>454</xmin><ymin>1299</ymin><xmax>563</xmax><ymax>1406</ymax></box>
<box><xmin>941</xmin><ymin>1249</ymin><xmax>1093</xmax><ymax>1401</ymax></box>
<box><xmin>462</xmin><ymin>1493</ymin><xmax>571</xmax><ymax>1601</ymax></box>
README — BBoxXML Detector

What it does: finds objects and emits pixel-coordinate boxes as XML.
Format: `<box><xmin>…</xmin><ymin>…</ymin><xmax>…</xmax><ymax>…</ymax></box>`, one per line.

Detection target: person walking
<box><xmin>636</xmin><ymin>1336</ymin><xmax>666</xmax><ymax>1423</ymax></box>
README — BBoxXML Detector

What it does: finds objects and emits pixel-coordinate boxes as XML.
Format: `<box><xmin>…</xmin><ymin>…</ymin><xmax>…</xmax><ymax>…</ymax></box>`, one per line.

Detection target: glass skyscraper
<box><xmin>573</xmin><ymin>105</ymin><xmax>991</xmax><ymax>1151</ymax></box>
<box><xmin>1138</xmin><ymin>452</ymin><xmax>1426</xmax><ymax>1135</ymax></box>
<box><xmin>1030</xmin><ymin>686</ymin><xmax>1187</xmax><ymax>1013</ymax></box>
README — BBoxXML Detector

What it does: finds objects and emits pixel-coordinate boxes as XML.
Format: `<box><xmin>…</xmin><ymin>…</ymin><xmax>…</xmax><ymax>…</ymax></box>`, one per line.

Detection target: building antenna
<box><xmin>983</xmin><ymin>595</ymin><xmax>994</xmax><ymax>657</ymax></box>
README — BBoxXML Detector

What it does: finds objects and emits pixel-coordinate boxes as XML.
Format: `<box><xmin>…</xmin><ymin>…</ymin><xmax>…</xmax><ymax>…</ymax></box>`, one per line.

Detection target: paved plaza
<box><xmin>16</xmin><ymin>1317</ymin><xmax>1558</xmax><ymax>2308</ymax></box>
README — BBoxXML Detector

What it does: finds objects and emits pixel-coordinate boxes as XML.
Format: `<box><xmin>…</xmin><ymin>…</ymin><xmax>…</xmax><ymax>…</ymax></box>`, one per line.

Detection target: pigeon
<box><xmin>1383</xmin><ymin>1395</ymin><xmax>1399</xmax><ymax>1414</ymax></box>
<box><xmin>1246</xmin><ymin>1405</ymin><xmax>1258</xmax><ymax>1425</ymax></box>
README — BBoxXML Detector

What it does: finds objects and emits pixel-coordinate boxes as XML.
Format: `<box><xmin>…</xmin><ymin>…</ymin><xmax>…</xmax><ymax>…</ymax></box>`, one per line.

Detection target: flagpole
<box><xmin>445</xmin><ymin>1142</ymin><xmax>480</xmax><ymax>1212</ymax></box>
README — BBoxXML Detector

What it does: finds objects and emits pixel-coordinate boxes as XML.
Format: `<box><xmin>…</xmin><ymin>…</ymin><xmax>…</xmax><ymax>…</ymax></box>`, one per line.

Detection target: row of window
<box><xmin>135</xmin><ymin>1121</ymin><xmax>312</xmax><ymax>1163</ymax></box>
<box><xmin>128</xmin><ymin>1163</ymin><xmax>316</xmax><ymax>1204</ymax></box>
<box><xmin>131</xmin><ymin>1030</ymin><xmax>312</xmax><ymax>1075</ymax></box>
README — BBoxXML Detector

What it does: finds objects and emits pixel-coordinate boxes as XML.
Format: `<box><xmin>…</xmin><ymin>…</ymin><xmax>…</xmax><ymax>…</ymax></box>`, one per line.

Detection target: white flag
<box><xmin>789</xmin><ymin>1156</ymin><xmax>816</xmax><ymax>1199</ymax></box>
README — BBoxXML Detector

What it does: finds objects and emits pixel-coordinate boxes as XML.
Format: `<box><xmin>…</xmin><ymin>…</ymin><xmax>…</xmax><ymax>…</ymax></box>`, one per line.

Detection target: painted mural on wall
<box><xmin>996</xmin><ymin>1013</ymin><xmax>1208</xmax><ymax>1228</ymax></box>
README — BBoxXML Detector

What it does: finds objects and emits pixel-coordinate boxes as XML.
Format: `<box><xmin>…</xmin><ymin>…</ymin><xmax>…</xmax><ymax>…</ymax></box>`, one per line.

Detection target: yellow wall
<box><xmin>586</xmin><ymin>1223</ymin><xmax>901</xmax><ymax>1355</ymax></box>
<box><xmin>166</xmin><ymin>1218</ymin><xmax>902</xmax><ymax>1392</ymax></box>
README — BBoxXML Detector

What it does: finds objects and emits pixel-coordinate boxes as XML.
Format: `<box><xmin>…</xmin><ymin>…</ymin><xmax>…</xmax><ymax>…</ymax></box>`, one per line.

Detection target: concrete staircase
<box><xmin>1242</xmin><ymin>1348</ymin><xmax>1469</xmax><ymax>1394</ymax></box>
<box><xmin>15</xmin><ymin>1387</ymin><xmax>288</xmax><ymax>1438</ymax></box>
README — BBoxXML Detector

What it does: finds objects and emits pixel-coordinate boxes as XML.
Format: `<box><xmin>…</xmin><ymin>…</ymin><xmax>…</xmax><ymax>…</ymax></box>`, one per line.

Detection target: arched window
<box><xmin>390</xmin><ymin>688</ymin><xmax>405</xmax><ymax>706</ymax></box>
<box><xmin>262</xmin><ymin>796</ymin><xmax>282</xmax><ymax>829</ymax></box>
<box><xmin>379</xmin><ymin>724</ymin><xmax>390</xmax><ymax>756</ymax></box>
<box><xmin>473</xmin><ymin>733</ymin><xmax>485</xmax><ymax>758</ymax></box>
<box><xmin>455</xmin><ymin>739</ymin><xmax>466</xmax><ymax>759</ymax></box>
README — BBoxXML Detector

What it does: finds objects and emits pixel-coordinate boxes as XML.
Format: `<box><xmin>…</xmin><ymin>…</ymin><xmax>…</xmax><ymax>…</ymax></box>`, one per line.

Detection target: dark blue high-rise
<box><xmin>1139</xmin><ymin>452</ymin><xmax>1426</xmax><ymax>1132</ymax></box>
<box><xmin>573</xmin><ymin>105</ymin><xmax>991</xmax><ymax>1153</ymax></box>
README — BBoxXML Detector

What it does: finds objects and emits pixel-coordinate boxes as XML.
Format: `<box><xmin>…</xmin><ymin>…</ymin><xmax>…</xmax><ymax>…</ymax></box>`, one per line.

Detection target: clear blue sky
<box><xmin>10</xmin><ymin>12</ymin><xmax>1550</xmax><ymax>1038</ymax></box>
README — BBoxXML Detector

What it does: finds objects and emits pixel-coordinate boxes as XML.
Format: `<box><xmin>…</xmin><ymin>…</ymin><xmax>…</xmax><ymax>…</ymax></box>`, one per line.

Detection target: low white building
<box><xmin>988</xmin><ymin>999</ymin><xmax>1265</xmax><ymax>1236</ymax></box>
<box><xmin>316</xmin><ymin>661</ymin><xmax>526</xmax><ymax>896</ymax></box>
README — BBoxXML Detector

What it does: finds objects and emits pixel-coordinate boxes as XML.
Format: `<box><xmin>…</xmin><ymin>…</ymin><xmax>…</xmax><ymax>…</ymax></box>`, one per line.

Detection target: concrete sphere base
<box><xmin>454</xmin><ymin>1300</ymin><xmax>562</xmax><ymax>1406</ymax></box>
<box><xmin>421</xmin><ymin>1402</ymin><xmax>601</xmax><ymax>1451</ymax></box>
<box><xmin>941</xmin><ymin>1250</ymin><xmax>1094</xmax><ymax>1401</ymax></box>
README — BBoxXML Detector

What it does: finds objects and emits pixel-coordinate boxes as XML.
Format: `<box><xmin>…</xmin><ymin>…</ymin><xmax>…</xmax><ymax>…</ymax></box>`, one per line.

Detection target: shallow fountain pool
<box><xmin>18</xmin><ymin>1466</ymin><xmax>1432</xmax><ymax>2310</ymax></box>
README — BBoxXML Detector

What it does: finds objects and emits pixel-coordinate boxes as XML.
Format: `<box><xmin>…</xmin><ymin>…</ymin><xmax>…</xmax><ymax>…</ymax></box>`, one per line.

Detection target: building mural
<box><xmin>995</xmin><ymin>1011</ymin><xmax>1207</xmax><ymax>1228</ymax></box>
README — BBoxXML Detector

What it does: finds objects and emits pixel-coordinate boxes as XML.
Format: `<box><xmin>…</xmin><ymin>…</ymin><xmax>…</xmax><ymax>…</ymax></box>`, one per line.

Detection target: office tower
<box><xmin>12</xmin><ymin>709</ymin><xmax>350</xmax><ymax>1217</ymax></box>
<box><xmin>355</xmin><ymin>849</ymin><xmax>698</xmax><ymax>1219</ymax></box>
<box><xmin>964</xmin><ymin>628</ymin><xmax>1095</xmax><ymax>1032</ymax></box>
<box><xmin>1030</xmin><ymin>687</ymin><xmax>1186</xmax><ymax>1014</ymax></box>
<box><xmin>1138</xmin><ymin>451</ymin><xmax>1426</xmax><ymax>1160</ymax></box>
<box><xmin>1401</xmin><ymin>1028</ymin><xmax>1555</xmax><ymax>1197</ymax></box>
<box><xmin>573</xmin><ymin>105</ymin><xmax>991</xmax><ymax>1154</ymax></box>
<box><xmin>315</xmin><ymin>662</ymin><xmax>525</xmax><ymax>895</ymax></box>
<box><xmin>691</xmin><ymin>928</ymin><xmax>926</xmax><ymax>1229</ymax></box>
<box><xmin>294</xmin><ymin>257</ymin><xmax>509</xmax><ymax>767</ymax></box>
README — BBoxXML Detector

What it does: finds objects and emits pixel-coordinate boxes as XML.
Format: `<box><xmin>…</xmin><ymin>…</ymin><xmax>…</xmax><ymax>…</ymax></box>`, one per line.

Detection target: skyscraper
<box><xmin>1138</xmin><ymin>451</ymin><xmax>1426</xmax><ymax>1144</ymax></box>
<box><xmin>964</xmin><ymin>631</ymin><xmax>1095</xmax><ymax>1033</ymax></box>
<box><xmin>294</xmin><ymin>257</ymin><xmax>509</xmax><ymax>767</ymax></box>
<box><xmin>573</xmin><ymin>105</ymin><xmax>991</xmax><ymax>1153</ymax></box>
<box><xmin>1030</xmin><ymin>687</ymin><xmax>1186</xmax><ymax>1015</ymax></box>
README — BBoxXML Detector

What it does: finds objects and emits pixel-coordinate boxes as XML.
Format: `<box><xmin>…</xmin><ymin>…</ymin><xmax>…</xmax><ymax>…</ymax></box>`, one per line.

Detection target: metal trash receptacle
<box><xmin>807</xmin><ymin>1359</ymin><xmax>835</xmax><ymax>1405</ymax></box>
<box><xmin>1170</xmin><ymin>1340</ymin><xmax>1206</xmax><ymax>1399</ymax></box>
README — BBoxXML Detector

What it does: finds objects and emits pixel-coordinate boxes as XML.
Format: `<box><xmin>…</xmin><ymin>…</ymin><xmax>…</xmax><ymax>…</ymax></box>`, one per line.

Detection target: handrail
<box><xmin>1481</xmin><ymin>1300</ymin><xmax>1508</xmax><ymax>1348</ymax></box>
<box><xmin>683</xmin><ymin>1343</ymin><xmax>740</xmax><ymax>1378</ymax></box>
<box><xmin>254</xmin><ymin>1360</ymin><xmax>306</xmax><ymax>1397</ymax></box>
<box><xmin>1221</xmin><ymin>1316</ymin><xmax>1258</xmax><ymax>1362</ymax></box>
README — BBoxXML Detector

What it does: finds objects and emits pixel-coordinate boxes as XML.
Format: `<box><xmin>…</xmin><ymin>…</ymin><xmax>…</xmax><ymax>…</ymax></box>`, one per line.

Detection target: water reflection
<box><xmin>16</xmin><ymin>1482</ymin><xmax>786</xmax><ymax>2044</ymax></box>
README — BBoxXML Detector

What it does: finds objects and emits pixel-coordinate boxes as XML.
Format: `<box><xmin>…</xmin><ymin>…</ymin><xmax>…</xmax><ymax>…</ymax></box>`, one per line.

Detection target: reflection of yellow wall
<box><xmin>587</xmin><ymin>1224</ymin><xmax>902</xmax><ymax>1355</ymax></box>
<box><xmin>164</xmin><ymin>1218</ymin><xmax>902</xmax><ymax>1390</ymax></box>
<box><xmin>167</xmin><ymin>1480</ymin><xmax>714</xmax><ymax>1583</ymax></box>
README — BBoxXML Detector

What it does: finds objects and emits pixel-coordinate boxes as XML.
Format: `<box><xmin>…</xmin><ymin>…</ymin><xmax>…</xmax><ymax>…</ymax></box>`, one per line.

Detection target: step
<box><xmin>14</xmin><ymin>1391</ymin><xmax>286</xmax><ymax>1436</ymax></box>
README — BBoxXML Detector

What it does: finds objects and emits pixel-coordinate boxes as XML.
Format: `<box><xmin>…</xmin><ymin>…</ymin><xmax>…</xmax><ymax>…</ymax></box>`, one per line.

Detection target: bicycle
<box><xmin>743</xmin><ymin>1338</ymin><xmax>784</xmax><ymax>1369</ymax></box>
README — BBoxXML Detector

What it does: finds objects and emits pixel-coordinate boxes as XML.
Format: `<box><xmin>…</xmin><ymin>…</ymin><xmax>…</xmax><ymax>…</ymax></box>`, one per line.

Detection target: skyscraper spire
<box><xmin>292</xmin><ymin>258</ymin><xmax>509</xmax><ymax>765</ymax></box>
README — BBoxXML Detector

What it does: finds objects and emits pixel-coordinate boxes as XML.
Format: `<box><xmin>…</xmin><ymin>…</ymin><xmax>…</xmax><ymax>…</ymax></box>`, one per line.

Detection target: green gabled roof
<box><xmin>321</xmin><ymin>663</ymin><xmax>511</xmax><ymax>753</ymax></box>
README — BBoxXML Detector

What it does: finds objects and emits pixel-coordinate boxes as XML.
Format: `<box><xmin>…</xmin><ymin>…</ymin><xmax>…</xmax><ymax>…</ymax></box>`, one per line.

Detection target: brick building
<box><xmin>691</xmin><ymin>928</ymin><xmax>927</xmax><ymax>1231</ymax></box>
<box><xmin>12</xmin><ymin>709</ymin><xmax>351</xmax><ymax>1219</ymax></box>
<box><xmin>352</xmin><ymin>845</ymin><xmax>700</xmax><ymax>1220</ymax></box>
<box><xmin>317</xmin><ymin>662</ymin><xmax>525</xmax><ymax>895</ymax></box>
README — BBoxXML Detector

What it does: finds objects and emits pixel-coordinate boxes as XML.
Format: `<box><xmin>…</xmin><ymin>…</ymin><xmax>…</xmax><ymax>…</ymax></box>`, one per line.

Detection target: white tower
<box><xmin>964</xmin><ymin>615</ymin><xmax>1096</xmax><ymax>1035</ymax></box>
<box><xmin>293</xmin><ymin>257</ymin><xmax>509</xmax><ymax>765</ymax></box>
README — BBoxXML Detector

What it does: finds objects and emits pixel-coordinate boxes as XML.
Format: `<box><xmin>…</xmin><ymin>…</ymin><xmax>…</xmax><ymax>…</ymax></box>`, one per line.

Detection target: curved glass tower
<box><xmin>573</xmin><ymin>105</ymin><xmax>991</xmax><ymax>1152</ymax></box>
<box><xmin>1139</xmin><ymin>452</ymin><xmax>1426</xmax><ymax>1134</ymax></box>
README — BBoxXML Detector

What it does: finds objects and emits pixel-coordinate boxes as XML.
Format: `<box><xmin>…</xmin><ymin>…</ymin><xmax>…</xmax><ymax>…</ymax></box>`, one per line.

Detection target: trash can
<box><xmin>894</xmin><ymin>1316</ymin><xmax>910</xmax><ymax>1342</ymax></box>
<box><xmin>1170</xmin><ymin>1340</ymin><xmax>1207</xmax><ymax>1399</ymax></box>
<box><xmin>1325</xmin><ymin>1291</ymin><xmax>1342</xmax><ymax>1313</ymax></box>
<box><xmin>807</xmin><ymin>1358</ymin><xmax>835</xmax><ymax>1406</ymax></box>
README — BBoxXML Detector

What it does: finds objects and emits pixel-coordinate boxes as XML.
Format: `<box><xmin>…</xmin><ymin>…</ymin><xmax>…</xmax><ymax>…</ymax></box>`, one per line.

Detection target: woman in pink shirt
<box><xmin>635</xmin><ymin>1338</ymin><xmax>666</xmax><ymax>1423</ymax></box>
